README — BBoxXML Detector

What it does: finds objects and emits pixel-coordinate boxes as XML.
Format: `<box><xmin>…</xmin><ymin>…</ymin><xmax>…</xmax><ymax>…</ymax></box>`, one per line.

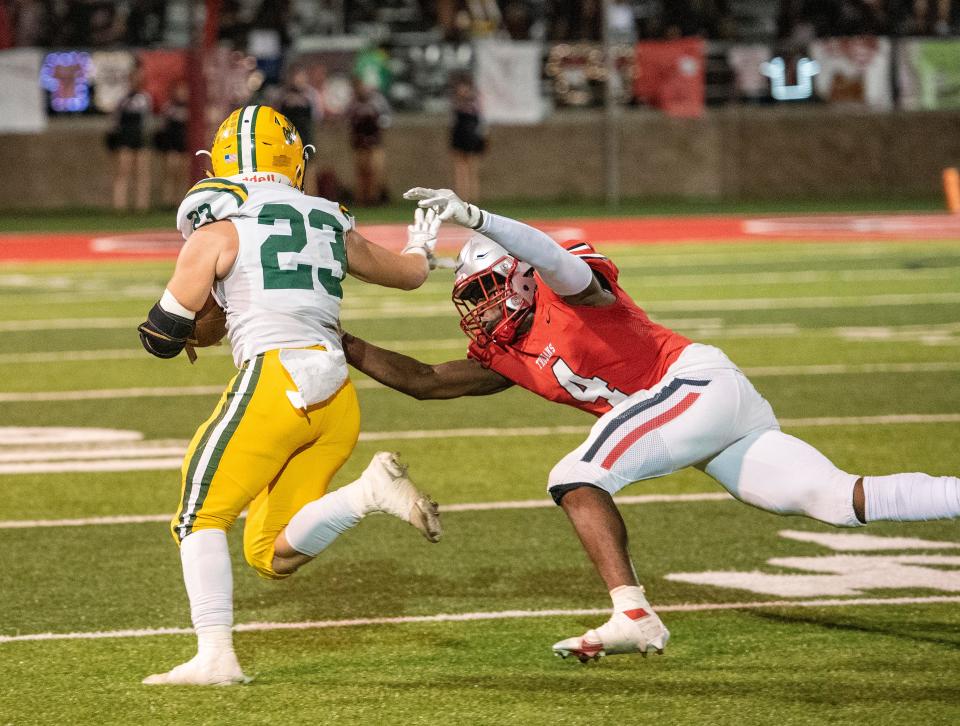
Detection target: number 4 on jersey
<box><xmin>552</xmin><ymin>358</ymin><xmax>628</xmax><ymax>407</ymax></box>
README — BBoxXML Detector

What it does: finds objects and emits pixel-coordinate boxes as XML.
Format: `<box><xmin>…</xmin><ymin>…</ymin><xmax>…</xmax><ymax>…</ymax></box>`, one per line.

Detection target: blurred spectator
<box><xmin>67</xmin><ymin>0</ymin><xmax>123</xmax><ymax>46</ymax></box>
<box><xmin>153</xmin><ymin>78</ymin><xmax>189</xmax><ymax>208</ymax></box>
<box><xmin>838</xmin><ymin>0</ymin><xmax>890</xmax><ymax>34</ymax></box>
<box><xmin>662</xmin><ymin>0</ymin><xmax>718</xmax><ymax>38</ymax></box>
<box><xmin>606</xmin><ymin>0</ymin><xmax>637</xmax><ymax>43</ymax></box>
<box><xmin>633</xmin><ymin>0</ymin><xmax>666</xmax><ymax>38</ymax></box>
<box><xmin>449</xmin><ymin>74</ymin><xmax>486</xmax><ymax>201</ymax></box>
<box><xmin>9</xmin><ymin>0</ymin><xmax>46</xmax><ymax>47</ymax></box>
<box><xmin>689</xmin><ymin>0</ymin><xmax>734</xmax><ymax>38</ymax></box>
<box><xmin>218</xmin><ymin>0</ymin><xmax>250</xmax><ymax>48</ymax></box>
<box><xmin>436</xmin><ymin>0</ymin><xmax>458</xmax><ymax>39</ymax></box>
<box><xmin>550</xmin><ymin>0</ymin><xmax>603</xmax><ymax>40</ymax></box>
<box><xmin>503</xmin><ymin>0</ymin><xmax>533</xmax><ymax>39</ymax></box>
<box><xmin>6</xmin><ymin>0</ymin><xmax>957</xmax><ymax>55</ymax></box>
<box><xmin>911</xmin><ymin>0</ymin><xmax>954</xmax><ymax>34</ymax></box>
<box><xmin>106</xmin><ymin>63</ymin><xmax>152</xmax><ymax>211</ymax></box>
<box><xmin>779</xmin><ymin>0</ymin><xmax>839</xmax><ymax>39</ymax></box>
<box><xmin>278</xmin><ymin>65</ymin><xmax>323</xmax><ymax>195</ymax></box>
<box><xmin>250</xmin><ymin>0</ymin><xmax>291</xmax><ymax>82</ymax></box>
<box><xmin>463</xmin><ymin>0</ymin><xmax>504</xmax><ymax>37</ymax></box>
<box><xmin>354</xmin><ymin>43</ymin><xmax>392</xmax><ymax>96</ymax></box>
<box><xmin>0</xmin><ymin>1</ymin><xmax>11</xmax><ymax>48</ymax></box>
<box><xmin>252</xmin><ymin>0</ymin><xmax>292</xmax><ymax>45</ymax></box>
<box><xmin>126</xmin><ymin>0</ymin><xmax>167</xmax><ymax>46</ymax></box>
<box><xmin>347</xmin><ymin>76</ymin><xmax>391</xmax><ymax>206</ymax></box>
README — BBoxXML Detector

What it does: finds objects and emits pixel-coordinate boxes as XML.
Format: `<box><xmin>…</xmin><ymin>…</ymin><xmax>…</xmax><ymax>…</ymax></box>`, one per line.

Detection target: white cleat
<box><xmin>142</xmin><ymin>651</ymin><xmax>252</xmax><ymax>686</ymax></box>
<box><xmin>552</xmin><ymin>607</ymin><xmax>670</xmax><ymax>663</ymax></box>
<box><xmin>360</xmin><ymin>452</ymin><xmax>442</xmax><ymax>543</ymax></box>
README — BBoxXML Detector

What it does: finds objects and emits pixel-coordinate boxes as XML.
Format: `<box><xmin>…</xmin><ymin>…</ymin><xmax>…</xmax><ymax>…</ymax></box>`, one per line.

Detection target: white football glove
<box><xmin>403</xmin><ymin>187</ymin><xmax>484</xmax><ymax>229</ymax></box>
<box><xmin>401</xmin><ymin>207</ymin><xmax>441</xmax><ymax>268</ymax></box>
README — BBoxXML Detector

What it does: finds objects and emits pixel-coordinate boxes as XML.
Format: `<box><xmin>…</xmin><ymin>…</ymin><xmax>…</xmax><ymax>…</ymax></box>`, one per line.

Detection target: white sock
<box><xmin>283</xmin><ymin>483</ymin><xmax>366</xmax><ymax>558</ymax></box>
<box><xmin>180</xmin><ymin>528</ymin><xmax>234</xmax><ymax>656</ymax></box>
<box><xmin>864</xmin><ymin>473</ymin><xmax>960</xmax><ymax>522</ymax></box>
<box><xmin>610</xmin><ymin>585</ymin><xmax>650</xmax><ymax>614</ymax></box>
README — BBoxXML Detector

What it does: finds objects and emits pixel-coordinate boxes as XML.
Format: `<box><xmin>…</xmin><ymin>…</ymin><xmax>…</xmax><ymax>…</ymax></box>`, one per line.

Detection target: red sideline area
<box><xmin>2</xmin><ymin>214</ymin><xmax>959</xmax><ymax>262</ymax></box>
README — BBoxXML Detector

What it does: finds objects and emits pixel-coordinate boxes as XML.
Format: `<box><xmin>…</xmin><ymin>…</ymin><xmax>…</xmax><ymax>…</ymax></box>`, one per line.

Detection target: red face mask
<box><xmin>452</xmin><ymin>257</ymin><xmax>535</xmax><ymax>346</ymax></box>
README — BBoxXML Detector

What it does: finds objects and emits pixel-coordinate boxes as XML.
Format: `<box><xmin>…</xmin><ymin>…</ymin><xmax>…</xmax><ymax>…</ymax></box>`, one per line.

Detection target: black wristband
<box><xmin>469</xmin><ymin>206</ymin><xmax>485</xmax><ymax>230</ymax></box>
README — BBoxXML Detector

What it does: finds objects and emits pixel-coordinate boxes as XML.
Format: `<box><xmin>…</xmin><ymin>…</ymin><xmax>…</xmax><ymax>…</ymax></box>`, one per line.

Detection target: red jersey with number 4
<box><xmin>467</xmin><ymin>241</ymin><xmax>691</xmax><ymax>416</ymax></box>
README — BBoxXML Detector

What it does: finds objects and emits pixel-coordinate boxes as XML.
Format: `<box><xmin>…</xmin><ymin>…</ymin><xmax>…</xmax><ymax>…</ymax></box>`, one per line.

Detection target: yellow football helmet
<box><xmin>205</xmin><ymin>105</ymin><xmax>314</xmax><ymax>189</ymax></box>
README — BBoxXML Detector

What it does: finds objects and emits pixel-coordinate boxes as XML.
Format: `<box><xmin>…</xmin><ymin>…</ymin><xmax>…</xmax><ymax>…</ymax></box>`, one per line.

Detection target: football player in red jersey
<box><xmin>343</xmin><ymin>187</ymin><xmax>960</xmax><ymax>663</ymax></box>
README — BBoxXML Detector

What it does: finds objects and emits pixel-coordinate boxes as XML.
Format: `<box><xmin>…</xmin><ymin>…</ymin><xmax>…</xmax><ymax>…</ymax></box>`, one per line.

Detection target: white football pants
<box><xmin>547</xmin><ymin>344</ymin><xmax>861</xmax><ymax>527</ymax></box>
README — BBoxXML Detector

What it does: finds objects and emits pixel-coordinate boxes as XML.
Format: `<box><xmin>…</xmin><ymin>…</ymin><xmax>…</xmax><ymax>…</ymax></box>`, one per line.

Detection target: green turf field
<box><xmin>1</xmin><ymin>223</ymin><xmax>959</xmax><ymax>725</ymax></box>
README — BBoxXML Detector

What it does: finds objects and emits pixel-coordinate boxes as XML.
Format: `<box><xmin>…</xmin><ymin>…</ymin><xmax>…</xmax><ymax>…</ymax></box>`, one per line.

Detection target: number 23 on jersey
<box><xmin>258</xmin><ymin>202</ymin><xmax>348</xmax><ymax>298</ymax></box>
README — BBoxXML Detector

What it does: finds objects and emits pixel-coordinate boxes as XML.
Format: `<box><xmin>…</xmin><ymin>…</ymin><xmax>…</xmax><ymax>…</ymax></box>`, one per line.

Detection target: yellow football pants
<box><xmin>170</xmin><ymin>348</ymin><xmax>360</xmax><ymax>579</ymax></box>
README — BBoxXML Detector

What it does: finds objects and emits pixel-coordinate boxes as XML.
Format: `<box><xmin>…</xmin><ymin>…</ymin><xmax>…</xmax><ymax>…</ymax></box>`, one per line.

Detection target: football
<box><xmin>189</xmin><ymin>293</ymin><xmax>227</xmax><ymax>347</ymax></box>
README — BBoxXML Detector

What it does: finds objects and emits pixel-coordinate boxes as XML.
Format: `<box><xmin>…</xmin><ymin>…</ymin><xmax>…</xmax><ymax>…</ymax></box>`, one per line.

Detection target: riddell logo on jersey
<box><xmin>536</xmin><ymin>343</ymin><xmax>556</xmax><ymax>370</ymax></box>
<box><xmin>239</xmin><ymin>173</ymin><xmax>278</xmax><ymax>183</ymax></box>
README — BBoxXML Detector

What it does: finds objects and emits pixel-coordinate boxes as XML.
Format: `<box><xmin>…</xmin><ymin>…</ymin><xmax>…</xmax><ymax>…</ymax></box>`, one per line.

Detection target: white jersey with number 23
<box><xmin>177</xmin><ymin>177</ymin><xmax>354</xmax><ymax>367</ymax></box>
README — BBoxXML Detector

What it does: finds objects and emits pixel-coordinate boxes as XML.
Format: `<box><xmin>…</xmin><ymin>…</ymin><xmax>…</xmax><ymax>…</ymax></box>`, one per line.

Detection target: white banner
<box><xmin>726</xmin><ymin>44</ymin><xmax>772</xmax><ymax>99</ymax></box>
<box><xmin>90</xmin><ymin>51</ymin><xmax>136</xmax><ymax>113</ymax></box>
<box><xmin>809</xmin><ymin>37</ymin><xmax>892</xmax><ymax>110</ymax></box>
<box><xmin>474</xmin><ymin>40</ymin><xmax>546</xmax><ymax>125</ymax></box>
<box><xmin>0</xmin><ymin>49</ymin><xmax>46</xmax><ymax>133</ymax></box>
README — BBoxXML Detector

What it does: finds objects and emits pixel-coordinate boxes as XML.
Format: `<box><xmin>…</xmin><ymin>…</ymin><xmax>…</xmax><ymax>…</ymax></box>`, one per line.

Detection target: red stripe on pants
<box><xmin>600</xmin><ymin>392</ymin><xmax>701</xmax><ymax>470</ymax></box>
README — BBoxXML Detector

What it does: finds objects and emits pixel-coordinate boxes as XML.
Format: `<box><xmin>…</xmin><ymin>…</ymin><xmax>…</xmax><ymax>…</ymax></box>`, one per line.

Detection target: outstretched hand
<box><xmin>401</xmin><ymin>207</ymin><xmax>442</xmax><ymax>268</ymax></box>
<box><xmin>403</xmin><ymin>187</ymin><xmax>484</xmax><ymax>229</ymax></box>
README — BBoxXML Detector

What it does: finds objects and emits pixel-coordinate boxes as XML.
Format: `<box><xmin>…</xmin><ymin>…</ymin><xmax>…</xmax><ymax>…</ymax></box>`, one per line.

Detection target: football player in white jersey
<box><xmin>137</xmin><ymin>106</ymin><xmax>443</xmax><ymax>686</ymax></box>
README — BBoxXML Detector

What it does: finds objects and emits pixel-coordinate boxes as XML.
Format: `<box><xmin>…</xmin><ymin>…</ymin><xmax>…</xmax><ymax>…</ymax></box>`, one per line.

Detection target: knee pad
<box><xmin>548</xmin><ymin>481</ymin><xmax>605</xmax><ymax>505</ymax></box>
<box><xmin>243</xmin><ymin>543</ymin><xmax>291</xmax><ymax>581</ymax></box>
<box><xmin>548</xmin><ymin>450</ymin><xmax>617</xmax><ymax>505</ymax></box>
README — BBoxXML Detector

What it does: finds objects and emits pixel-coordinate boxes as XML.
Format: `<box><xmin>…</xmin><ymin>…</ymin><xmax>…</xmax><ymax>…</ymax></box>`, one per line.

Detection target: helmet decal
<box><xmin>208</xmin><ymin>105</ymin><xmax>309</xmax><ymax>189</ymax></box>
<box><xmin>275</xmin><ymin>114</ymin><xmax>298</xmax><ymax>145</ymax></box>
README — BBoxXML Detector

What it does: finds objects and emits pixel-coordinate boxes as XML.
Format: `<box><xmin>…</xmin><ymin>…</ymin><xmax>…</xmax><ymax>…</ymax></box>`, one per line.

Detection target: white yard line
<box><xmin>781</xmin><ymin>413</ymin><xmax>960</xmax><ymax>427</ymax></box>
<box><xmin>0</xmin><ymin>317</ymin><xmax>134</xmax><ymax>331</ymax></box>
<box><xmin>623</xmin><ymin>268</ymin><xmax>958</xmax><ymax>286</ymax></box>
<box><xmin>0</xmin><ymin>349</ymin><xmax>165</xmax><ymax>364</ymax></box>
<box><xmin>0</xmin><ymin>445</ymin><xmax>188</xmax><ymax>463</ymax></box>
<box><xmin>0</xmin><ymin>458</ymin><xmax>188</xmax><ymax>474</ymax></box>
<box><xmin>743</xmin><ymin>361</ymin><xmax>960</xmax><ymax>376</ymax></box>
<box><xmin>0</xmin><ymin>379</ymin><xmax>404</xmax><ymax>402</ymax></box>
<box><xmin>0</xmin><ymin>415</ymin><xmax>957</xmax><ymax>474</ymax></box>
<box><xmin>649</xmin><ymin>291</ymin><xmax>960</xmax><ymax>312</ymax></box>
<box><xmin>2</xmin><ymin>291</ymin><xmax>959</xmax><ymax>333</ymax></box>
<box><xmin>3</xmin><ymin>266</ymin><xmax>954</xmax><ymax>302</ymax></box>
<box><xmin>0</xmin><ymin>340</ymin><xmax>465</xmax><ymax>366</ymax></box>
<box><xmin>0</xmin><ymin>493</ymin><xmax>733</xmax><ymax>530</ymax></box>
<box><xmin>260</xmin><ymin>267</ymin><xmax>960</xmax><ymax>296</ymax></box>
<box><xmin>3</xmin><ymin>358</ymin><xmax>960</xmax><ymax>395</ymax></box>
<box><xmin>2</xmin><ymin>595</ymin><xmax>958</xmax><ymax>644</ymax></box>
<box><xmin>0</xmin><ymin>513</ymin><xmax>174</xmax><ymax>528</ymax></box>
<box><xmin>358</xmin><ymin>425</ymin><xmax>592</xmax><ymax>441</ymax></box>
<box><xmin>0</xmin><ymin>386</ymin><xmax>227</xmax><ymax>402</ymax></box>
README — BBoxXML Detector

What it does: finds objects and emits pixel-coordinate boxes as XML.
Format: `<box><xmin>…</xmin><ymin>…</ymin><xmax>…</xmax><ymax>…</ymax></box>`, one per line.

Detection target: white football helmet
<box><xmin>452</xmin><ymin>234</ymin><xmax>537</xmax><ymax>346</ymax></box>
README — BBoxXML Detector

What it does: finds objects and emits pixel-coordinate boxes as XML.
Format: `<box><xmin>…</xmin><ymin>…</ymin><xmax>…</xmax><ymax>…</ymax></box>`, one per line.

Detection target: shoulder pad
<box><xmin>563</xmin><ymin>240</ymin><xmax>620</xmax><ymax>282</ymax></box>
<box><xmin>176</xmin><ymin>178</ymin><xmax>250</xmax><ymax>239</ymax></box>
